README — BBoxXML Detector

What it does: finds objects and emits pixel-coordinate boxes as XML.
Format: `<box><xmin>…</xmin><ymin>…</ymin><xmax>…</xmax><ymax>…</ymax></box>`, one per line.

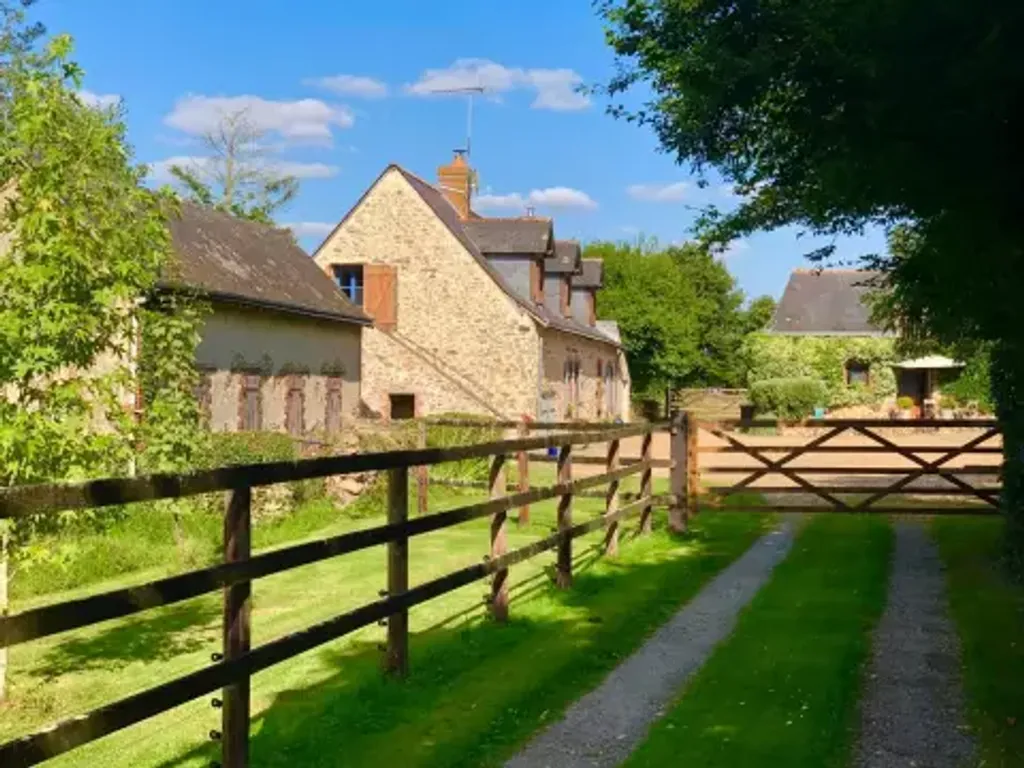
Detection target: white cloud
<box><xmin>405</xmin><ymin>59</ymin><xmax>590</xmax><ymax>111</ymax></box>
<box><xmin>282</xmin><ymin>221</ymin><xmax>336</xmax><ymax>239</ymax></box>
<box><xmin>78</xmin><ymin>90</ymin><xmax>120</xmax><ymax>109</ymax></box>
<box><xmin>713</xmin><ymin>239</ymin><xmax>750</xmax><ymax>260</ymax></box>
<box><xmin>304</xmin><ymin>74</ymin><xmax>388</xmax><ymax>98</ymax></box>
<box><xmin>475</xmin><ymin>186</ymin><xmax>597</xmax><ymax>212</ymax></box>
<box><xmin>148</xmin><ymin>155</ymin><xmax>339</xmax><ymax>183</ymax></box>
<box><xmin>627</xmin><ymin>182</ymin><xmax>689</xmax><ymax>203</ymax></box>
<box><xmin>164</xmin><ymin>95</ymin><xmax>354</xmax><ymax>144</ymax></box>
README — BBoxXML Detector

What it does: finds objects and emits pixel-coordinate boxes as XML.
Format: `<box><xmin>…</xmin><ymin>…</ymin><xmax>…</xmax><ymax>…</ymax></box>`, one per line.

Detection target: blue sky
<box><xmin>42</xmin><ymin>0</ymin><xmax>885</xmax><ymax>301</ymax></box>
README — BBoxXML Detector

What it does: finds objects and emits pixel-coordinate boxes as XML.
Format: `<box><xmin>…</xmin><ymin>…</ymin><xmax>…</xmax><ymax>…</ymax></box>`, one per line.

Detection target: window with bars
<box><xmin>325</xmin><ymin>377</ymin><xmax>343</xmax><ymax>435</ymax></box>
<box><xmin>239</xmin><ymin>374</ymin><xmax>262</xmax><ymax>431</ymax></box>
<box><xmin>846</xmin><ymin>360</ymin><xmax>870</xmax><ymax>386</ymax></box>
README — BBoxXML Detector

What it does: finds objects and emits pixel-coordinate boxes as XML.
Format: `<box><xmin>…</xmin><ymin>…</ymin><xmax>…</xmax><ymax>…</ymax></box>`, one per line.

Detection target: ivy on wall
<box><xmin>743</xmin><ymin>334</ymin><xmax>898</xmax><ymax>408</ymax></box>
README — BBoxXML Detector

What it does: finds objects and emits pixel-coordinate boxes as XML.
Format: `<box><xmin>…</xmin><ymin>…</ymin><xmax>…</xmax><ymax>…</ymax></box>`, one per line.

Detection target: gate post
<box><xmin>669</xmin><ymin>410</ymin><xmax>687</xmax><ymax>531</ymax></box>
<box><xmin>604</xmin><ymin>438</ymin><xmax>621</xmax><ymax>556</ymax></box>
<box><xmin>416</xmin><ymin>421</ymin><xmax>429</xmax><ymax>516</ymax></box>
<box><xmin>686</xmin><ymin>411</ymin><xmax>699</xmax><ymax>520</ymax></box>
<box><xmin>222</xmin><ymin>486</ymin><xmax>252</xmax><ymax>768</ymax></box>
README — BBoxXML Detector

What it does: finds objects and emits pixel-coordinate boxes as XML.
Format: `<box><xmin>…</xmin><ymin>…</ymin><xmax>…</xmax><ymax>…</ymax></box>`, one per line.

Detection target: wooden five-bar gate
<box><xmin>0</xmin><ymin>418</ymin><xmax>694</xmax><ymax>768</ymax></box>
<box><xmin>696</xmin><ymin>417</ymin><xmax>1002</xmax><ymax>514</ymax></box>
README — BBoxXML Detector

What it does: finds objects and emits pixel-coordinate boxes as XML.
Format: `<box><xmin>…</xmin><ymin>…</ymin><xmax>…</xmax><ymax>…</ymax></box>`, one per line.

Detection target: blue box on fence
<box><xmin>547</xmin><ymin>446</ymin><xmax>558</xmax><ymax>458</ymax></box>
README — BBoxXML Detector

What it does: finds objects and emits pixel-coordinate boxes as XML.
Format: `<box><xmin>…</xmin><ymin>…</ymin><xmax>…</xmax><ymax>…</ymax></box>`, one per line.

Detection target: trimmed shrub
<box><xmin>749</xmin><ymin>377</ymin><xmax>828</xmax><ymax>421</ymax></box>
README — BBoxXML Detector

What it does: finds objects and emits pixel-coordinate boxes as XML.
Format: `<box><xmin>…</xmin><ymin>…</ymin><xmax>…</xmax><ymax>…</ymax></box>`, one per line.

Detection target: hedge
<box><xmin>749</xmin><ymin>377</ymin><xmax>828</xmax><ymax>420</ymax></box>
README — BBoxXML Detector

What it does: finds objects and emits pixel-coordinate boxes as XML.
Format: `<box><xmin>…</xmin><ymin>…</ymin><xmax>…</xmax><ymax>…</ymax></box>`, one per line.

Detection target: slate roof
<box><xmin>770</xmin><ymin>269</ymin><xmax>885</xmax><ymax>335</ymax></box>
<box><xmin>547</xmin><ymin>240</ymin><xmax>581</xmax><ymax>274</ymax></box>
<box><xmin>163</xmin><ymin>203</ymin><xmax>369</xmax><ymax>325</ymax></box>
<box><xmin>575</xmin><ymin>259</ymin><xmax>604</xmax><ymax>289</ymax></box>
<box><xmin>462</xmin><ymin>218</ymin><xmax>553</xmax><ymax>254</ymax></box>
<box><xmin>392</xmin><ymin>167</ymin><xmax>618</xmax><ymax>347</ymax></box>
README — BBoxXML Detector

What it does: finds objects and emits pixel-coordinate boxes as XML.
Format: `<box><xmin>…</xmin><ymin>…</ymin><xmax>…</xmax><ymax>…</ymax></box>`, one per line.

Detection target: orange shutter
<box><xmin>364</xmin><ymin>264</ymin><xmax>397</xmax><ymax>331</ymax></box>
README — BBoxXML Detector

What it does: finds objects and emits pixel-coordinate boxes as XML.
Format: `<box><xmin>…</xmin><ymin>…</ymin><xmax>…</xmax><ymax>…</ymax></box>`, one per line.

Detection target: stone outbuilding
<box><xmin>163</xmin><ymin>203</ymin><xmax>369</xmax><ymax>434</ymax></box>
<box><xmin>312</xmin><ymin>152</ymin><xmax>631</xmax><ymax>422</ymax></box>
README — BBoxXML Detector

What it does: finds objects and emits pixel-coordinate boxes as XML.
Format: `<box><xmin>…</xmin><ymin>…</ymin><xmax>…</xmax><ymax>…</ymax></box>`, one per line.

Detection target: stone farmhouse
<box><xmin>162</xmin><ymin>203</ymin><xmax>368</xmax><ymax>434</ymax></box>
<box><xmin>770</xmin><ymin>268</ymin><xmax>963</xmax><ymax>415</ymax></box>
<box><xmin>312</xmin><ymin>151</ymin><xmax>631</xmax><ymax>422</ymax></box>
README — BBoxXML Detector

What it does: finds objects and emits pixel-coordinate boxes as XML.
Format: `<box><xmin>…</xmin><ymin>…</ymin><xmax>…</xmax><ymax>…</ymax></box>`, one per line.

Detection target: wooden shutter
<box><xmin>364</xmin><ymin>264</ymin><xmax>397</xmax><ymax>331</ymax></box>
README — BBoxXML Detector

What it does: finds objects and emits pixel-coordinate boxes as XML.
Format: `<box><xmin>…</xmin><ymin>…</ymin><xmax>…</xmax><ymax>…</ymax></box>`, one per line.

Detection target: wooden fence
<box><xmin>698</xmin><ymin>417</ymin><xmax>1003</xmax><ymax>514</ymax></box>
<box><xmin>0</xmin><ymin>418</ymin><xmax>698</xmax><ymax>768</ymax></box>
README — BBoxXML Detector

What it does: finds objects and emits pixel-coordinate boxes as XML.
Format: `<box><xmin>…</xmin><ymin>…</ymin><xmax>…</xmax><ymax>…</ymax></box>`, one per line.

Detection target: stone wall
<box><xmin>196</xmin><ymin>302</ymin><xmax>362</xmax><ymax>432</ymax></box>
<box><xmin>314</xmin><ymin>168</ymin><xmax>540</xmax><ymax>419</ymax></box>
<box><xmin>541</xmin><ymin>328</ymin><xmax>629</xmax><ymax>421</ymax></box>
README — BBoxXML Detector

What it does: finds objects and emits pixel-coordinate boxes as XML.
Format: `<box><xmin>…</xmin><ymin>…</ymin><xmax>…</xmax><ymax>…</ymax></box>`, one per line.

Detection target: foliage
<box><xmin>743</xmin><ymin>334</ymin><xmax>897</xmax><ymax>409</ymax></box>
<box><xmin>941</xmin><ymin>348</ymin><xmax>993</xmax><ymax>413</ymax></box>
<box><xmin>587</xmin><ymin>238</ymin><xmax>773</xmax><ymax>395</ymax></box>
<box><xmin>748</xmin><ymin>377</ymin><xmax>827</xmax><ymax>421</ymax></box>
<box><xmin>197</xmin><ymin>431</ymin><xmax>325</xmax><ymax>521</ymax></box>
<box><xmin>597</xmin><ymin>0</ymin><xmax>1024</xmax><ymax>565</ymax></box>
<box><xmin>0</xmin><ymin>36</ymin><xmax>173</xmax><ymax>530</ymax></box>
<box><xmin>896</xmin><ymin>396</ymin><xmax>914</xmax><ymax>410</ymax></box>
<box><xmin>168</xmin><ymin>108</ymin><xmax>299</xmax><ymax>225</ymax></box>
<box><xmin>743</xmin><ymin>295</ymin><xmax>776</xmax><ymax>334</ymax></box>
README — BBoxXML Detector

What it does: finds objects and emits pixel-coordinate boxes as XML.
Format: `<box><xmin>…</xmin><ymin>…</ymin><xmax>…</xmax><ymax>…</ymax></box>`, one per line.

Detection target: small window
<box><xmin>285</xmin><ymin>376</ymin><xmax>305</xmax><ymax>436</ymax></box>
<box><xmin>240</xmin><ymin>374</ymin><xmax>262</xmax><ymax>431</ymax></box>
<box><xmin>332</xmin><ymin>264</ymin><xmax>364</xmax><ymax>306</ymax></box>
<box><xmin>390</xmin><ymin>393</ymin><xmax>416</xmax><ymax>420</ymax></box>
<box><xmin>325</xmin><ymin>377</ymin><xmax>343</xmax><ymax>435</ymax></box>
<box><xmin>846</xmin><ymin>360</ymin><xmax>870</xmax><ymax>386</ymax></box>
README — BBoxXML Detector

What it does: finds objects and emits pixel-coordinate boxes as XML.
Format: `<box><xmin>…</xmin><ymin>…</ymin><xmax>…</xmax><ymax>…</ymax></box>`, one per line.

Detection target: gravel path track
<box><xmin>505</xmin><ymin>519</ymin><xmax>797</xmax><ymax>768</ymax></box>
<box><xmin>853</xmin><ymin>521</ymin><xmax>975</xmax><ymax>768</ymax></box>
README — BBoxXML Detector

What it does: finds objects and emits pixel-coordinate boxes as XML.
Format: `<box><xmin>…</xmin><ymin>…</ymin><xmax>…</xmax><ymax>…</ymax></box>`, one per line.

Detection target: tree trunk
<box><xmin>0</xmin><ymin>520</ymin><xmax>10</xmax><ymax>702</ymax></box>
<box><xmin>991</xmin><ymin>339</ymin><xmax>1024</xmax><ymax>575</ymax></box>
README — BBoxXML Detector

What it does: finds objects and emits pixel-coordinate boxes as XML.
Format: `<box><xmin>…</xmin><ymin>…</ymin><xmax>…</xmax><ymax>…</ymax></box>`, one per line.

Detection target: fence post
<box><xmin>386</xmin><ymin>467</ymin><xmax>409</xmax><ymax>677</ymax></box>
<box><xmin>222</xmin><ymin>486</ymin><xmax>252</xmax><ymax>768</ymax></box>
<box><xmin>686</xmin><ymin>411</ymin><xmax>699</xmax><ymax>520</ymax></box>
<box><xmin>605</xmin><ymin>438</ymin><xmax>620</xmax><ymax>556</ymax></box>
<box><xmin>639</xmin><ymin>429</ymin><xmax>654</xmax><ymax>534</ymax></box>
<box><xmin>416</xmin><ymin>421</ymin><xmax>428</xmax><ymax>516</ymax></box>
<box><xmin>489</xmin><ymin>455</ymin><xmax>509</xmax><ymax>621</ymax></box>
<box><xmin>669</xmin><ymin>410</ymin><xmax>687</xmax><ymax>532</ymax></box>
<box><xmin>556</xmin><ymin>444</ymin><xmax>573</xmax><ymax>589</ymax></box>
<box><xmin>517</xmin><ymin>418</ymin><xmax>530</xmax><ymax>526</ymax></box>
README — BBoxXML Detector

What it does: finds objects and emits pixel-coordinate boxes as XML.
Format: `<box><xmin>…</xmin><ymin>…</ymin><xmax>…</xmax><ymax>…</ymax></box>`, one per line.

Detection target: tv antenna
<box><xmin>427</xmin><ymin>85</ymin><xmax>486</xmax><ymax>158</ymax></box>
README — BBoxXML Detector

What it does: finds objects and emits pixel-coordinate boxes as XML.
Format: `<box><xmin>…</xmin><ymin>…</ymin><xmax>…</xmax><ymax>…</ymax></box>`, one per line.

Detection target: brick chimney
<box><xmin>437</xmin><ymin>150</ymin><xmax>472</xmax><ymax>219</ymax></box>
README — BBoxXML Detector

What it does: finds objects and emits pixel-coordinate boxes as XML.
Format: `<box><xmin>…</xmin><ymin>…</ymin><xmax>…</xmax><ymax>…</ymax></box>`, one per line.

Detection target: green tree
<box><xmin>743</xmin><ymin>295</ymin><xmax>777</xmax><ymax>335</ymax></box>
<box><xmin>0</xmin><ymin>32</ymin><xmax>201</xmax><ymax>698</ymax></box>
<box><xmin>589</xmin><ymin>238</ymin><xmax>762</xmax><ymax>395</ymax></box>
<box><xmin>599</xmin><ymin>0</ymin><xmax>1024</xmax><ymax>568</ymax></box>
<box><xmin>168</xmin><ymin>108</ymin><xmax>299</xmax><ymax>225</ymax></box>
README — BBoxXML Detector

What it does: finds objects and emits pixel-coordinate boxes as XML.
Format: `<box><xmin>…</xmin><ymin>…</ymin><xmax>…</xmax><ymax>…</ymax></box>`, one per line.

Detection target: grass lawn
<box><xmin>934</xmin><ymin>517</ymin><xmax>1024</xmax><ymax>767</ymax></box>
<box><xmin>625</xmin><ymin>514</ymin><xmax>892</xmax><ymax>768</ymax></box>
<box><xmin>1</xmin><ymin>464</ymin><xmax>771</xmax><ymax>767</ymax></box>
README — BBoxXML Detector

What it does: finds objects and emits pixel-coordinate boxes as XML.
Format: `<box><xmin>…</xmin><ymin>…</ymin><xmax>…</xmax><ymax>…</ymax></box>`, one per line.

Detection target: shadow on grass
<box><xmin>33</xmin><ymin>597</ymin><xmax>219</xmax><ymax>679</ymax></box>
<box><xmin>153</xmin><ymin>518</ymin><xmax>764</xmax><ymax>768</ymax></box>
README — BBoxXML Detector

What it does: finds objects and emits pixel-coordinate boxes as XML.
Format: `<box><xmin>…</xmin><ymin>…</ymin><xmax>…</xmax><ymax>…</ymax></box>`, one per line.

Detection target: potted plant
<box><xmin>896</xmin><ymin>396</ymin><xmax>915</xmax><ymax>420</ymax></box>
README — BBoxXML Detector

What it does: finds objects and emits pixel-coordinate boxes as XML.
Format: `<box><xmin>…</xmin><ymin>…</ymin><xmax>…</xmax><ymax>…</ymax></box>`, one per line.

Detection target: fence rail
<box><xmin>0</xmin><ymin>419</ymin><xmax>692</xmax><ymax>768</ymax></box>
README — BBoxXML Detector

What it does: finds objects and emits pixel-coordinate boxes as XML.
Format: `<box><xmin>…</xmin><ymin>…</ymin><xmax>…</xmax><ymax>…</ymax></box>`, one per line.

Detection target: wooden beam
<box><xmin>604</xmin><ymin>439</ymin><xmax>620</xmax><ymax>556</ymax></box>
<box><xmin>0</xmin><ymin>424</ymin><xmax>653</xmax><ymax>519</ymax></box>
<box><xmin>385</xmin><ymin>468</ymin><xmax>409</xmax><ymax>677</ymax></box>
<box><xmin>222</xmin><ymin>488</ymin><xmax>251</xmax><ymax>768</ymax></box>
<box><xmin>639</xmin><ymin>431</ymin><xmax>654</xmax><ymax>534</ymax></box>
<box><xmin>489</xmin><ymin>455</ymin><xmax>509</xmax><ymax>621</ymax></box>
<box><xmin>517</xmin><ymin>419</ymin><xmax>530</xmax><ymax>526</ymax></box>
<box><xmin>556</xmin><ymin>444</ymin><xmax>573</xmax><ymax>589</ymax></box>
